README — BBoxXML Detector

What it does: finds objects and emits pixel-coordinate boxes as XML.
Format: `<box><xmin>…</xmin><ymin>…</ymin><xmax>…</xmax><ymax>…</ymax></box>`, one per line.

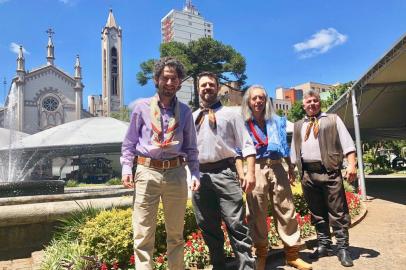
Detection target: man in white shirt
<box><xmin>192</xmin><ymin>71</ymin><xmax>256</xmax><ymax>270</ymax></box>
<box><xmin>290</xmin><ymin>89</ymin><xmax>357</xmax><ymax>267</ymax></box>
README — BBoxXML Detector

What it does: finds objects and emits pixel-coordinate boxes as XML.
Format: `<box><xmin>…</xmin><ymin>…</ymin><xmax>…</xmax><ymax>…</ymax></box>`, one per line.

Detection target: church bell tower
<box><xmin>101</xmin><ymin>9</ymin><xmax>123</xmax><ymax>116</ymax></box>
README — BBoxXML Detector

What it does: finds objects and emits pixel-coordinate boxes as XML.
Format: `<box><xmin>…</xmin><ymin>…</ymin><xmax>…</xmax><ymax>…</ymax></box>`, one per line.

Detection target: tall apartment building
<box><xmin>161</xmin><ymin>1</ymin><xmax>214</xmax><ymax>105</ymax></box>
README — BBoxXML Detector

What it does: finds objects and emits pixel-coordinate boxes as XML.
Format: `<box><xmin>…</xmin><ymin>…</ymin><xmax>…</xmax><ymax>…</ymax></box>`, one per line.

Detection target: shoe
<box><xmin>285</xmin><ymin>246</ymin><xmax>313</xmax><ymax>270</ymax></box>
<box><xmin>309</xmin><ymin>246</ymin><xmax>333</xmax><ymax>260</ymax></box>
<box><xmin>337</xmin><ymin>249</ymin><xmax>354</xmax><ymax>267</ymax></box>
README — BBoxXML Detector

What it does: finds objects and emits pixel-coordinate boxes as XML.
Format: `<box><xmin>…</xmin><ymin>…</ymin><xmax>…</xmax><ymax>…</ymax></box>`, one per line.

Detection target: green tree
<box><xmin>136</xmin><ymin>37</ymin><xmax>247</xmax><ymax>109</ymax></box>
<box><xmin>276</xmin><ymin>108</ymin><xmax>284</xmax><ymax>117</ymax></box>
<box><xmin>110</xmin><ymin>106</ymin><xmax>130</xmax><ymax>122</ymax></box>
<box><xmin>287</xmin><ymin>101</ymin><xmax>305</xmax><ymax>122</ymax></box>
<box><xmin>323</xmin><ymin>81</ymin><xmax>354</xmax><ymax>110</ymax></box>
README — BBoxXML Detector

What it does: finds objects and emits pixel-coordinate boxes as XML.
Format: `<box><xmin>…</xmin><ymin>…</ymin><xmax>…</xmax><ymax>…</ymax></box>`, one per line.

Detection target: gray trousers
<box><xmin>192</xmin><ymin>166</ymin><xmax>255</xmax><ymax>270</ymax></box>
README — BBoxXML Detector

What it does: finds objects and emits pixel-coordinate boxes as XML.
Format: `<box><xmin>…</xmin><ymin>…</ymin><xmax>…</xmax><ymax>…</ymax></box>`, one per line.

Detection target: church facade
<box><xmin>0</xmin><ymin>10</ymin><xmax>123</xmax><ymax>134</ymax></box>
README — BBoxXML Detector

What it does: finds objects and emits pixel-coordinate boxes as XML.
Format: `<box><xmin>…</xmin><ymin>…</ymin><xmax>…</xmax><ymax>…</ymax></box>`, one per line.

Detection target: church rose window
<box><xmin>42</xmin><ymin>96</ymin><xmax>59</xmax><ymax>111</ymax></box>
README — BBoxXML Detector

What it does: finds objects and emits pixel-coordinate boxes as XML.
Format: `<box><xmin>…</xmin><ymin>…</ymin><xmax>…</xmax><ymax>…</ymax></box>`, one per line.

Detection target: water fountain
<box><xmin>0</xmin><ymin>81</ymin><xmax>64</xmax><ymax>197</ymax></box>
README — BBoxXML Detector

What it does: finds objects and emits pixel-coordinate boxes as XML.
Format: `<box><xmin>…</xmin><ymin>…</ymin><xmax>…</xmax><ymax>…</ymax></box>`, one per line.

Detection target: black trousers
<box><xmin>192</xmin><ymin>166</ymin><xmax>255</xmax><ymax>270</ymax></box>
<box><xmin>301</xmin><ymin>169</ymin><xmax>351</xmax><ymax>230</ymax></box>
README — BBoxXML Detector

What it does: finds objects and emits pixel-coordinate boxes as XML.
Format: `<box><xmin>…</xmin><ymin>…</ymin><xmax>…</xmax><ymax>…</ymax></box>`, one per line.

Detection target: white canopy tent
<box><xmin>0</xmin><ymin>128</ymin><xmax>29</xmax><ymax>148</ymax></box>
<box><xmin>327</xmin><ymin>33</ymin><xmax>406</xmax><ymax>200</ymax></box>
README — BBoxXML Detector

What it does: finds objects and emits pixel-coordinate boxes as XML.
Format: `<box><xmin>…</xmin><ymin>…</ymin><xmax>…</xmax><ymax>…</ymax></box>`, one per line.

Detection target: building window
<box><xmin>42</xmin><ymin>96</ymin><xmax>59</xmax><ymax>112</ymax></box>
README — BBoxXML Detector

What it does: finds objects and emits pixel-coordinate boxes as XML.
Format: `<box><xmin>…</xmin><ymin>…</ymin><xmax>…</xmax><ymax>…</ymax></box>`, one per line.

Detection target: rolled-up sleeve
<box><xmin>182</xmin><ymin>109</ymin><xmax>200</xmax><ymax>182</ymax></box>
<box><xmin>120</xmin><ymin>109</ymin><xmax>140</xmax><ymax>176</ymax></box>
<box><xmin>336</xmin><ymin>115</ymin><xmax>356</xmax><ymax>155</ymax></box>
<box><xmin>233</xmin><ymin>113</ymin><xmax>256</xmax><ymax>157</ymax></box>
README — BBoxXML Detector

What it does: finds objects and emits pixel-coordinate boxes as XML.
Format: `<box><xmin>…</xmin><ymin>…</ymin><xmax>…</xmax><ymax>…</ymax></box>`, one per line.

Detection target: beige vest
<box><xmin>293</xmin><ymin>114</ymin><xmax>344</xmax><ymax>175</ymax></box>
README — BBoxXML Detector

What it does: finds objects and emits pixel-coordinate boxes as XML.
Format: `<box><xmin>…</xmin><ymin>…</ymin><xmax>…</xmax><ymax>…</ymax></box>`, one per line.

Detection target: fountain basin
<box><xmin>0</xmin><ymin>180</ymin><xmax>65</xmax><ymax>198</ymax></box>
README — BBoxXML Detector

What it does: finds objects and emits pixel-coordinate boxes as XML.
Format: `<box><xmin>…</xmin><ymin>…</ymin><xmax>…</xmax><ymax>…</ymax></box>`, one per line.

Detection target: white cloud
<box><xmin>293</xmin><ymin>28</ymin><xmax>348</xmax><ymax>59</ymax></box>
<box><xmin>9</xmin><ymin>42</ymin><xmax>30</xmax><ymax>55</ymax></box>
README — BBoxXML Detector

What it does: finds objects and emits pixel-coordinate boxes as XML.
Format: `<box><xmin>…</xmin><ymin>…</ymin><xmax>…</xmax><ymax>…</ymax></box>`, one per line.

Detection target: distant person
<box><xmin>192</xmin><ymin>71</ymin><xmax>256</xmax><ymax>270</ymax></box>
<box><xmin>236</xmin><ymin>85</ymin><xmax>312</xmax><ymax>270</ymax></box>
<box><xmin>290</xmin><ymin>89</ymin><xmax>357</xmax><ymax>267</ymax></box>
<box><xmin>121</xmin><ymin>57</ymin><xmax>200</xmax><ymax>270</ymax></box>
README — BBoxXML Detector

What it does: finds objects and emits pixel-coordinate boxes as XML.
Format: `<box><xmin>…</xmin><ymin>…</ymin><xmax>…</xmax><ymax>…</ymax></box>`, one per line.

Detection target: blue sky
<box><xmin>1</xmin><ymin>0</ymin><xmax>405</xmax><ymax>108</ymax></box>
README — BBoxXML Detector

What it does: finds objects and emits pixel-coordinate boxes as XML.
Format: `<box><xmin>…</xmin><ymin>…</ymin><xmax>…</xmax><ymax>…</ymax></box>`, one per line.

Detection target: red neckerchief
<box><xmin>248</xmin><ymin>119</ymin><xmax>267</xmax><ymax>148</ymax></box>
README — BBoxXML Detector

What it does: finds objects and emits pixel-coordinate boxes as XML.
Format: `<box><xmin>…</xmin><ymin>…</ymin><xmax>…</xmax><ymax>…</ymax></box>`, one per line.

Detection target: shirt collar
<box><xmin>155</xmin><ymin>94</ymin><xmax>177</xmax><ymax>110</ymax></box>
<box><xmin>304</xmin><ymin>112</ymin><xmax>326</xmax><ymax>121</ymax></box>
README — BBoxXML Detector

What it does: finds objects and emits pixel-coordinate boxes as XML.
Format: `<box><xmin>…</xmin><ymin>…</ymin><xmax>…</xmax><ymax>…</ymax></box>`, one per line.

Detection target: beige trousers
<box><xmin>246</xmin><ymin>162</ymin><xmax>301</xmax><ymax>248</ymax></box>
<box><xmin>132</xmin><ymin>164</ymin><xmax>188</xmax><ymax>270</ymax></box>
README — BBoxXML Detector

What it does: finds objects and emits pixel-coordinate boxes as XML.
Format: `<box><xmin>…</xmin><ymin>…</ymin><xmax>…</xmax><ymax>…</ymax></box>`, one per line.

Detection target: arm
<box><xmin>345</xmin><ymin>151</ymin><xmax>357</xmax><ymax>183</ymax></box>
<box><xmin>244</xmin><ymin>155</ymin><xmax>256</xmax><ymax>193</ymax></box>
<box><xmin>120</xmin><ymin>109</ymin><xmax>140</xmax><ymax>189</ymax></box>
<box><xmin>336</xmin><ymin>115</ymin><xmax>357</xmax><ymax>182</ymax></box>
<box><xmin>182</xmin><ymin>109</ymin><xmax>200</xmax><ymax>191</ymax></box>
<box><xmin>235</xmin><ymin>157</ymin><xmax>245</xmax><ymax>185</ymax></box>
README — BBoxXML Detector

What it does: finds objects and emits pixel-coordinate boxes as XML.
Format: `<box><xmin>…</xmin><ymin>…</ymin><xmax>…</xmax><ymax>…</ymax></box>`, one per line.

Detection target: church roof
<box><xmin>105</xmin><ymin>9</ymin><xmax>118</xmax><ymax>28</ymax></box>
<box><xmin>0</xmin><ymin>117</ymin><xmax>129</xmax><ymax>155</ymax></box>
<box><xmin>26</xmin><ymin>64</ymin><xmax>76</xmax><ymax>85</ymax></box>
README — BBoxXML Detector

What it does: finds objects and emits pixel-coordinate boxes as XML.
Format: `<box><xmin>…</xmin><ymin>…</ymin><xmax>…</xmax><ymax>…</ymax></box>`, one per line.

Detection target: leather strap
<box><xmin>135</xmin><ymin>156</ymin><xmax>184</xmax><ymax>170</ymax></box>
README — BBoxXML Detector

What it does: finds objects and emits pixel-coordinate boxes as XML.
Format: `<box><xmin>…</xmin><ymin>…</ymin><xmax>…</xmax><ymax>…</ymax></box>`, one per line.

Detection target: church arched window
<box><xmin>42</xmin><ymin>96</ymin><xmax>59</xmax><ymax>111</ymax></box>
<box><xmin>111</xmin><ymin>47</ymin><xmax>118</xmax><ymax>96</ymax></box>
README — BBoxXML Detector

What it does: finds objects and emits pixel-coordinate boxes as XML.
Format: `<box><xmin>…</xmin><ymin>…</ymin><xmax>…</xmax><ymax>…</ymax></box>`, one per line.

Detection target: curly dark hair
<box><xmin>154</xmin><ymin>57</ymin><xmax>185</xmax><ymax>82</ymax></box>
<box><xmin>197</xmin><ymin>71</ymin><xmax>219</xmax><ymax>87</ymax></box>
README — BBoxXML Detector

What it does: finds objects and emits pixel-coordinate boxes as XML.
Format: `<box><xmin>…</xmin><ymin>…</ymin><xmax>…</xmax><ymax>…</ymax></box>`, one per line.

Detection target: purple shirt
<box><xmin>121</xmin><ymin>96</ymin><xmax>199</xmax><ymax>181</ymax></box>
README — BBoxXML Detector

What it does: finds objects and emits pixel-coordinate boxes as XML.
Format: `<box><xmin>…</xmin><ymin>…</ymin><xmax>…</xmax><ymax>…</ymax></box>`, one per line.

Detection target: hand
<box><xmin>344</xmin><ymin>164</ymin><xmax>357</xmax><ymax>183</ymax></box>
<box><xmin>242</xmin><ymin>172</ymin><xmax>256</xmax><ymax>194</ymax></box>
<box><xmin>287</xmin><ymin>166</ymin><xmax>296</xmax><ymax>186</ymax></box>
<box><xmin>122</xmin><ymin>174</ymin><xmax>134</xmax><ymax>189</ymax></box>
<box><xmin>190</xmin><ymin>179</ymin><xmax>200</xmax><ymax>191</ymax></box>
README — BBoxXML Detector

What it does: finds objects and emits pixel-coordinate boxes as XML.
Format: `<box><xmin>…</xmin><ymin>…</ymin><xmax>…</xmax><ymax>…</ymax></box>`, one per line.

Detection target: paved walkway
<box><xmin>265</xmin><ymin>177</ymin><xmax>406</xmax><ymax>270</ymax></box>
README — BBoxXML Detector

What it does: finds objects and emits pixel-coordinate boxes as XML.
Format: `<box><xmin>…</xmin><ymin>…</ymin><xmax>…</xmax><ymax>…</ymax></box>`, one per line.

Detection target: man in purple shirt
<box><xmin>121</xmin><ymin>57</ymin><xmax>200</xmax><ymax>270</ymax></box>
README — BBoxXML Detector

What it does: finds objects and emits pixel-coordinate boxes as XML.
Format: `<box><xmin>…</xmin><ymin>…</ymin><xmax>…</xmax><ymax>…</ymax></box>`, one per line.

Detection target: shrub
<box><xmin>106</xmin><ymin>177</ymin><xmax>122</xmax><ymax>185</ymax></box>
<box><xmin>66</xmin><ymin>179</ymin><xmax>79</xmax><ymax>187</ymax></box>
<box><xmin>41</xmin><ymin>239</ymin><xmax>87</xmax><ymax>270</ymax></box>
<box><xmin>80</xmin><ymin>208</ymin><xmax>133</xmax><ymax>266</ymax></box>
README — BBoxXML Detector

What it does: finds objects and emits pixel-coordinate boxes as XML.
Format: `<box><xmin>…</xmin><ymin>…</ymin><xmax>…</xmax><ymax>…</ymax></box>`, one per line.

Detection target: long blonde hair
<box><xmin>241</xmin><ymin>85</ymin><xmax>274</xmax><ymax>122</ymax></box>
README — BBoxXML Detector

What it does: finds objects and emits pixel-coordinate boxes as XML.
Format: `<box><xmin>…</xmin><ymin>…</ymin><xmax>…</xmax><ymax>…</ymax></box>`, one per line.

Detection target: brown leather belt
<box><xmin>256</xmin><ymin>158</ymin><xmax>282</xmax><ymax>166</ymax></box>
<box><xmin>135</xmin><ymin>156</ymin><xmax>184</xmax><ymax>170</ymax></box>
<box><xmin>302</xmin><ymin>161</ymin><xmax>327</xmax><ymax>173</ymax></box>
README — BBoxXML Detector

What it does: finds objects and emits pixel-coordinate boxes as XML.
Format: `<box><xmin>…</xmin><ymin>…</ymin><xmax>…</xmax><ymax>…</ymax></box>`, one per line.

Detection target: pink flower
<box><xmin>129</xmin><ymin>254</ymin><xmax>135</xmax><ymax>265</ymax></box>
<box><xmin>100</xmin><ymin>263</ymin><xmax>108</xmax><ymax>270</ymax></box>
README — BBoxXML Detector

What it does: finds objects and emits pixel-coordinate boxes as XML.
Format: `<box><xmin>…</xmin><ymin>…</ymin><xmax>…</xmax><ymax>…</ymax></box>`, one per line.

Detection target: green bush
<box><xmin>106</xmin><ymin>177</ymin><xmax>122</xmax><ymax>185</ymax></box>
<box><xmin>41</xmin><ymin>239</ymin><xmax>87</xmax><ymax>270</ymax></box>
<box><xmin>66</xmin><ymin>179</ymin><xmax>79</xmax><ymax>187</ymax></box>
<box><xmin>80</xmin><ymin>208</ymin><xmax>133</xmax><ymax>265</ymax></box>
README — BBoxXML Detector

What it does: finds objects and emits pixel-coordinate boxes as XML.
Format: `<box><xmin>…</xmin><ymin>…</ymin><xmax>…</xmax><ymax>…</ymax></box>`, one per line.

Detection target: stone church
<box><xmin>0</xmin><ymin>10</ymin><xmax>123</xmax><ymax>134</ymax></box>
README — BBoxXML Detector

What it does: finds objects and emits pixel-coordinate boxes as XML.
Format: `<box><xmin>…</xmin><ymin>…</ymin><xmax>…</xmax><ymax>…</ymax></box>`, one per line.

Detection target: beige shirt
<box><xmin>193</xmin><ymin>106</ymin><xmax>256</xmax><ymax>164</ymax></box>
<box><xmin>290</xmin><ymin>113</ymin><xmax>356</xmax><ymax>164</ymax></box>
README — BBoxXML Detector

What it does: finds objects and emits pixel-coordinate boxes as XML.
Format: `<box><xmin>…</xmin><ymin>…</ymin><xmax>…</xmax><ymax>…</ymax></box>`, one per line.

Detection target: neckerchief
<box><xmin>150</xmin><ymin>95</ymin><xmax>180</xmax><ymax>148</ymax></box>
<box><xmin>248</xmin><ymin>119</ymin><xmax>267</xmax><ymax>149</ymax></box>
<box><xmin>194</xmin><ymin>101</ymin><xmax>222</xmax><ymax>132</ymax></box>
<box><xmin>304</xmin><ymin>113</ymin><xmax>320</xmax><ymax>141</ymax></box>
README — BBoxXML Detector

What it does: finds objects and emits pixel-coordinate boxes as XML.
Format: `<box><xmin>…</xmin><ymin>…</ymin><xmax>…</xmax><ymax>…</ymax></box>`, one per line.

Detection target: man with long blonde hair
<box><xmin>236</xmin><ymin>85</ymin><xmax>312</xmax><ymax>270</ymax></box>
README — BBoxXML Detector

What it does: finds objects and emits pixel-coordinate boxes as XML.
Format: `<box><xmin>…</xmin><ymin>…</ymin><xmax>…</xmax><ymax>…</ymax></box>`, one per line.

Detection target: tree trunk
<box><xmin>192</xmin><ymin>74</ymin><xmax>199</xmax><ymax>111</ymax></box>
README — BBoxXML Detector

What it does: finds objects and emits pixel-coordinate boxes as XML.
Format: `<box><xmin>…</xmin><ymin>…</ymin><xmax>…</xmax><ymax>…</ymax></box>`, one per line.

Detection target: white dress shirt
<box><xmin>290</xmin><ymin>113</ymin><xmax>356</xmax><ymax>164</ymax></box>
<box><xmin>193</xmin><ymin>106</ymin><xmax>256</xmax><ymax>164</ymax></box>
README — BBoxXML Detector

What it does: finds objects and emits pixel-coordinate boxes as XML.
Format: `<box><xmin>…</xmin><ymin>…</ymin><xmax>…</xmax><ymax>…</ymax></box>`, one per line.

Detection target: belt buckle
<box><xmin>162</xmin><ymin>160</ymin><xmax>171</xmax><ymax>169</ymax></box>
